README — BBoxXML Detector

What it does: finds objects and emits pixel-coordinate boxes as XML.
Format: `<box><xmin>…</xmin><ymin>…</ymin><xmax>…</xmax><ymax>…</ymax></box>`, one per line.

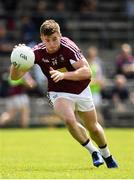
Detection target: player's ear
<box><xmin>40</xmin><ymin>35</ymin><xmax>43</xmax><ymax>41</ymax></box>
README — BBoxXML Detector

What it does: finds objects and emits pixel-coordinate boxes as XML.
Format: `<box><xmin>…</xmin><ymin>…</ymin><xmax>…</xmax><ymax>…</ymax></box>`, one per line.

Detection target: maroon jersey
<box><xmin>8</xmin><ymin>85</ymin><xmax>26</xmax><ymax>96</ymax></box>
<box><xmin>33</xmin><ymin>37</ymin><xmax>90</xmax><ymax>94</ymax></box>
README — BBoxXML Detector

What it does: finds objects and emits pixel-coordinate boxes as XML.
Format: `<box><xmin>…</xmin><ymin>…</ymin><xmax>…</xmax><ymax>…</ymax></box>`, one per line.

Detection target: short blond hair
<box><xmin>121</xmin><ymin>43</ymin><xmax>132</xmax><ymax>54</ymax></box>
<box><xmin>40</xmin><ymin>19</ymin><xmax>61</xmax><ymax>36</ymax></box>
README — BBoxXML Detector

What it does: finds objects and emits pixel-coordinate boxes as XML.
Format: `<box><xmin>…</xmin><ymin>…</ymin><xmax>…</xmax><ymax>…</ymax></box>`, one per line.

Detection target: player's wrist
<box><xmin>61</xmin><ymin>72</ymin><xmax>65</xmax><ymax>80</ymax></box>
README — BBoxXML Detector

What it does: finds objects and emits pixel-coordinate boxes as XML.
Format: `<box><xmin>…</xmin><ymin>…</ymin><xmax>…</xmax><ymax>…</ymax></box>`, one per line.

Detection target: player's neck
<box><xmin>46</xmin><ymin>46</ymin><xmax>60</xmax><ymax>54</ymax></box>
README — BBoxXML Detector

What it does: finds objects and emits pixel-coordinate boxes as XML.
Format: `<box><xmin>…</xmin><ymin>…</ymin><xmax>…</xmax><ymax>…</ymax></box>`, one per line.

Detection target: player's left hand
<box><xmin>50</xmin><ymin>67</ymin><xmax>64</xmax><ymax>82</ymax></box>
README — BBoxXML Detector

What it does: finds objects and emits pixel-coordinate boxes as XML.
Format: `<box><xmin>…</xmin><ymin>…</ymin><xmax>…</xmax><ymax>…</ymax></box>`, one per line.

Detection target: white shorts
<box><xmin>6</xmin><ymin>94</ymin><xmax>30</xmax><ymax>109</ymax></box>
<box><xmin>49</xmin><ymin>86</ymin><xmax>95</xmax><ymax>112</ymax></box>
<box><xmin>92</xmin><ymin>92</ymin><xmax>102</xmax><ymax>107</ymax></box>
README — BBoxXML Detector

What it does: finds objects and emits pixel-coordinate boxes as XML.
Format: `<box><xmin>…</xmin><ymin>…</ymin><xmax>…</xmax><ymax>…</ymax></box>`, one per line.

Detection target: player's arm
<box><xmin>10</xmin><ymin>64</ymin><xmax>28</xmax><ymax>80</ymax></box>
<box><xmin>50</xmin><ymin>58</ymin><xmax>92</xmax><ymax>82</ymax></box>
<box><xmin>23</xmin><ymin>73</ymin><xmax>37</xmax><ymax>88</ymax></box>
<box><xmin>63</xmin><ymin>58</ymin><xmax>92</xmax><ymax>80</ymax></box>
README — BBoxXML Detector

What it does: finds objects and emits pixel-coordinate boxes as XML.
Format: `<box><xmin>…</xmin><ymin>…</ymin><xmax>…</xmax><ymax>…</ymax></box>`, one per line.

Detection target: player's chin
<box><xmin>48</xmin><ymin>47</ymin><xmax>59</xmax><ymax>53</ymax></box>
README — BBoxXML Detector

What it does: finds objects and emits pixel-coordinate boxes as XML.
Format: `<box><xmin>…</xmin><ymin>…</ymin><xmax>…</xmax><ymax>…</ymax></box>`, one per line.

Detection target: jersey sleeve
<box><xmin>67</xmin><ymin>43</ymin><xmax>84</xmax><ymax>63</ymax></box>
<box><xmin>69</xmin><ymin>48</ymin><xmax>85</xmax><ymax>66</ymax></box>
<box><xmin>61</xmin><ymin>37</ymin><xmax>85</xmax><ymax>63</ymax></box>
<box><xmin>74</xmin><ymin>49</ymin><xmax>84</xmax><ymax>61</ymax></box>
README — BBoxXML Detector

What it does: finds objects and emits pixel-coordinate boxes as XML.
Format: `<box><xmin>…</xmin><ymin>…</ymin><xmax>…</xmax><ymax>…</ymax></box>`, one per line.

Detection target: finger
<box><xmin>50</xmin><ymin>69</ymin><xmax>58</xmax><ymax>75</ymax></box>
<box><xmin>18</xmin><ymin>43</ymin><xmax>25</xmax><ymax>47</ymax></box>
<box><xmin>13</xmin><ymin>45</ymin><xmax>18</xmax><ymax>50</ymax></box>
<box><xmin>51</xmin><ymin>73</ymin><xmax>58</xmax><ymax>78</ymax></box>
<box><xmin>54</xmin><ymin>79</ymin><xmax>59</xmax><ymax>83</ymax></box>
<box><xmin>50</xmin><ymin>70</ymin><xmax>56</xmax><ymax>75</ymax></box>
<box><xmin>53</xmin><ymin>76</ymin><xmax>60</xmax><ymax>83</ymax></box>
<box><xmin>49</xmin><ymin>71</ymin><xmax>55</xmax><ymax>74</ymax></box>
<box><xmin>51</xmin><ymin>72</ymin><xmax>59</xmax><ymax>80</ymax></box>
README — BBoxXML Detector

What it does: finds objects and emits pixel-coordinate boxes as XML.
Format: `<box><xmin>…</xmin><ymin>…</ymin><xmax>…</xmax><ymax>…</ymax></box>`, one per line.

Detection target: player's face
<box><xmin>41</xmin><ymin>32</ymin><xmax>61</xmax><ymax>54</ymax></box>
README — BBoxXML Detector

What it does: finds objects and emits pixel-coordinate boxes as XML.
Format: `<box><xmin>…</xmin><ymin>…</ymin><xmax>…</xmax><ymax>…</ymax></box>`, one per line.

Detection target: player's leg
<box><xmin>54</xmin><ymin>97</ymin><xmax>88</xmax><ymax>143</ymax></box>
<box><xmin>19</xmin><ymin>94</ymin><xmax>30</xmax><ymax>128</ymax></box>
<box><xmin>0</xmin><ymin>109</ymin><xmax>16</xmax><ymax>126</ymax></box>
<box><xmin>78</xmin><ymin>109</ymin><xmax>118</xmax><ymax>168</ymax></box>
<box><xmin>78</xmin><ymin>109</ymin><xmax>106</xmax><ymax>146</ymax></box>
<box><xmin>0</xmin><ymin>97</ymin><xmax>17</xmax><ymax>126</ymax></box>
<box><xmin>20</xmin><ymin>105</ymin><xmax>30</xmax><ymax>128</ymax></box>
<box><xmin>53</xmin><ymin>97</ymin><xmax>104</xmax><ymax>167</ymax></box>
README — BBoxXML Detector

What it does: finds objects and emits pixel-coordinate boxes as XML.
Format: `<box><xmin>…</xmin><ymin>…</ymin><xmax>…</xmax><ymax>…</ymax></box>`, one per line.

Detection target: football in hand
<box><xmin>10</xmin><ymin>45</ymin><xmax>35</xmax><ymax>70</ymax></box>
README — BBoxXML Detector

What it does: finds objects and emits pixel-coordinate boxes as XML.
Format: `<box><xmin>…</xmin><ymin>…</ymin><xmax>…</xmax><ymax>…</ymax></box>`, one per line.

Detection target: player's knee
<box><xmin>89</xmin><ymin>123</ymin><xmax>100</xmax><ymax>134</ymax></box>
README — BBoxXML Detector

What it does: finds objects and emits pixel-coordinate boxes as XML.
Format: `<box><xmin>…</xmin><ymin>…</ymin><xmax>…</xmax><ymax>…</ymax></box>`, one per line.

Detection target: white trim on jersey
<box><xmin>61</xmin><ymin>39</ymin><xmax>82</xmax><ymax>60</ymax></box>
<box><xmin>69</xmin><ymin>59</ymin><xmax>76</xmax><ymax>64</ymax></box>
<box><xmin>33</xmin><ymin>43</ymin><xmax>46</xmax><ymax>51</ymax></box>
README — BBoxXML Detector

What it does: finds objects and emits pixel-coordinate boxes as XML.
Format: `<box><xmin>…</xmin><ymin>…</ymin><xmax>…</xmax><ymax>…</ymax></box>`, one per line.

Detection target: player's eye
<box><xmin>52</xmin><ymin>37</ymin><xmax>57</xmax><ymax>41</ymax></box>
<box><xmin>46</xmin><ymin>39</ymin><xmax>50</xmax><ymax>43</ymax></box>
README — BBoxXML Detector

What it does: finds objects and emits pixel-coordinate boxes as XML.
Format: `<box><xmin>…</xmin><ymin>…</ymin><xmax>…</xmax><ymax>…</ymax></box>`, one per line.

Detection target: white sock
<box><xmin>83</xmin><ymin>139</ymin><xmax>98</xmax><ymax>154</ymax></box>
<box><xmin>99</xmin><ymin>146</ymin><xmax>110</xmax><ymax>158</ymax></box>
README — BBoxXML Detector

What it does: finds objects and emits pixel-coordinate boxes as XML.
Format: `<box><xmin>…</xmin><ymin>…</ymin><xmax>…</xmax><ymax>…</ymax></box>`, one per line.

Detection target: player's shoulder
<box><xmin>32</xmin><ymin>43</ymin><xmax>46</xmax><ymax>52</ymax></box>
<box><xmin>61</xmin><ymin>37</ymin><xmax>80</xmax><ymax>52</ymax></box>
<box><xmin>32</xmin><ymin>43</ymin><xmax>46</xmax><ymax>62</ymax></box>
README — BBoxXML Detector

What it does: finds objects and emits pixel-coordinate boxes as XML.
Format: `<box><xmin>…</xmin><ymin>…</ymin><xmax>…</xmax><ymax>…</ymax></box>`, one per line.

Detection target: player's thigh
<box><xmin>53</xmin><ymin>98</ymin><xmax>75</xmax><ymax>121</ymax></box>
<box><xmin>78</xmin><ymin>109</ymin><xmax>98</xmax><ymax>130</ymax></box>
<box><xmin>20</xmin><ymin>105</ymin><xmax>30</xmax><ymax>117</ymax></box>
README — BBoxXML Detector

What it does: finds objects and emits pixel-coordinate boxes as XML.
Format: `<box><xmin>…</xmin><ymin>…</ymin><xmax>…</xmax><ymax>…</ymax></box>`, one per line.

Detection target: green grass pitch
<box><xmin>0</xmin><ymin>128</ymin><xmax>134</xmax><ymax>179</ymax></box>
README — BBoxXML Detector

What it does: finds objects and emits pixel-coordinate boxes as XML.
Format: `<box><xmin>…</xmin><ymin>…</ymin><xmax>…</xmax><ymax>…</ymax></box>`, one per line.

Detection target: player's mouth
<box><xmin>48</xmin><ymin>46</ymin><xmax>60</xmax><ymax>53</ymax></box>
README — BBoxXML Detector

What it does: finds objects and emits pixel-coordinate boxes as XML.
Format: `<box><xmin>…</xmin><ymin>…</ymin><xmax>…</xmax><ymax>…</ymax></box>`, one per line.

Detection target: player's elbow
<box><xmin>84</xmin><ymin>67</ymin><xmax>92</xmax><ymax>80</ymax></box>
<box><xmin>10</xmin><ymin>71</ymin><xmax>21</xmax><ymax>80</ymax></box>
<box><xmin>10</xmin><ymin>74</ymin><xmax>19</xmax><ymax>80</ymax></box>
